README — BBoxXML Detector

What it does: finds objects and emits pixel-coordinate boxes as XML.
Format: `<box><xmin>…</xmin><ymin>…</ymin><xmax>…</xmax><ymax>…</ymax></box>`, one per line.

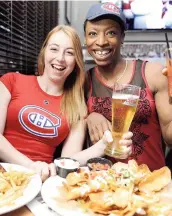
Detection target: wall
<box><xmin>58</xmin><ymin>1</ymin><xmax>172</xmax><ymax>67</ymax></box>
<box><xmin>58</xmin><ymin>1</ymin><xmax>172</xmax><ymax>43</ymax></box>
<box><xmin>58</xmin><ymin>1</ymin><xmax>98</xmax><ymax>44</ymax></box>
<box><xmin>125</xmin><ymin>31</ymin><xmax>172</xmax><ymax>42</ymax></box>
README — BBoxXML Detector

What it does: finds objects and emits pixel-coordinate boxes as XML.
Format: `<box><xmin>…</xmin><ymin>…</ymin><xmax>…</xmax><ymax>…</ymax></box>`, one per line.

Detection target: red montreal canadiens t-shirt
<box><xmin>0</xmin><ymin>73</ymin><xmax>69</xmax><ymax>163</ymax></box>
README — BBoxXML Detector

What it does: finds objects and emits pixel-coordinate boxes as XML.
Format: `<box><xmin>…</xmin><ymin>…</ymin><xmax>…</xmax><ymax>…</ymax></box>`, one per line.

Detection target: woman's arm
<box><xmin>61</xmin><ymin>119</ymin><xmax>87</xmax><ymax>161</ymax></box>
<box><xmin>146</xmin><ymin>63</ymin><xmax>172</xmax><ymax>146</ymax></box>
<box><xmin>61</xmin><ymin>119</ymin><xmax>133</xmax><ymax>166</ymax></box>
<box><xmin>0</xmin><ymin>81</ymin><xmax>33</xmax><ymax>167</ymax></box>
<box><xmin>62</xmin><ymin>123</ymin><xmax>106</xmax><ymax>166</ymax></box>
<box><xmin>62</xmin><ymin>119</ymin><xmax>106</xmax><ymax>165</ymax></box>
<box><xmin>0</xmin><ymin>134</ymin><xmax>33</xmax><ymax>167</ymax></box>
<box><xmin>87</xmin><ymin>112</ymin><xmax>112</xmax><ymax>144</ymax></box>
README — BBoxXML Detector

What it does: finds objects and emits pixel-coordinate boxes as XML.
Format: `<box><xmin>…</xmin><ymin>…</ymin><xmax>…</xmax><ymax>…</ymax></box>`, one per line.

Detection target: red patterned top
<box><xmin>86</xmin><ymin>60</ymin><xmax>165</xmax><ymax>171</ymax></box>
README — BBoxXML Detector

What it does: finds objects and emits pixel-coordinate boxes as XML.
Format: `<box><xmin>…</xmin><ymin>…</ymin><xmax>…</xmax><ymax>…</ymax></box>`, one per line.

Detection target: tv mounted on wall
<box><xmin>101</xmin><ymin>0</ymin><xmax>172</xmax><ymax>31</ymax></box>
<box><xmin>123</xmin><ymin>0</ymin><xmax>172</xmax><ymax>30</ymax></box>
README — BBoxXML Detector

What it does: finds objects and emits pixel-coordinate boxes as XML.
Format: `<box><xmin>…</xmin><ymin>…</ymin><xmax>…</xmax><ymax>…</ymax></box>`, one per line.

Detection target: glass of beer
<box><xmin>104</xmin><ymin>83</ymin><xmax>141</xmax><ymax>159</ymax></box>
<box><xmin>165</xmin><ymin>48</ymin><xmax>172</xmax><ymax>104</ymax></box>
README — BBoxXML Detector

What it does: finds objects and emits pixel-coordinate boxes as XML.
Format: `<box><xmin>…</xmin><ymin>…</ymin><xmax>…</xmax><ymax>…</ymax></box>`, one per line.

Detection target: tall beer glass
<box><xmin>104</xmin><ymin>83</ymin><xmax>141</xmax><ymax>159</ymax></box>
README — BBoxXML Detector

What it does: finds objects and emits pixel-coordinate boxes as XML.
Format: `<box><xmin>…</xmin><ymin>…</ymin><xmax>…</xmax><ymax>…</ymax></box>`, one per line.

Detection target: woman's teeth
<box><xmin>95</xmin><ymin>50</ymin><xmax>111</xmax><ymax>56</ymax></box>
<box><xmin>52</xmin><ymin>65</ymin><xmax>65</xmax><ymax>71</ymax></box>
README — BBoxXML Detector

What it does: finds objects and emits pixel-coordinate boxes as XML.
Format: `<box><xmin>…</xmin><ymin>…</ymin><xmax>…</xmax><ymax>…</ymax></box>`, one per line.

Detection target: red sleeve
<box><xmin>0</xmin><ymin>72</ymin><xmax>17</xmax><ymax>93</ymax></box>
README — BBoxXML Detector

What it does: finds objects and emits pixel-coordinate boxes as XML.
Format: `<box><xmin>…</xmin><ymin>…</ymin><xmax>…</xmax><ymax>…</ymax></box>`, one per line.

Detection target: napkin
<box><xmin>27</xmin><ymin>193</ymin><xmax>59</xmax><ymax>216</ymax></box>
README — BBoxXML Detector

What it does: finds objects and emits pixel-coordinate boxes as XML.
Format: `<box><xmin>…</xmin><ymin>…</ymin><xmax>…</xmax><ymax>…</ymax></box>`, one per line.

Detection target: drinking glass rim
<box><xmin>165</xmin><ymin>48</ymin><xmax>172</xmax><ymax>52</ymax></box>
<box><xmin>113</xmin><ymin>83</ymin><xmax>141</xmax><ymax>90</ymax></box>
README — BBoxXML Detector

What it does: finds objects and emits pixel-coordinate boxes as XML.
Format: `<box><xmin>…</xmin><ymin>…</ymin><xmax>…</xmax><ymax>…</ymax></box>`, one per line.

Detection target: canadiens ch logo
<box><xmin>19</xmin><ymin>105</ymin><xmax>61</xmax><ymax>137</ymax></box>
<box><xmin>102</xmin><ymin>2</ymin><xmax>120</xmax><ymax>14</ymax></box>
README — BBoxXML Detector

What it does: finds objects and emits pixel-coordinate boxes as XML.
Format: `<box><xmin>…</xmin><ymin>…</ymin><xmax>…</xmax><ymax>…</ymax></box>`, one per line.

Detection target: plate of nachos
<box><xmin>41</xmin><ymin>160</ymin><xmax>172</xmax><ymax>216</ymax></box>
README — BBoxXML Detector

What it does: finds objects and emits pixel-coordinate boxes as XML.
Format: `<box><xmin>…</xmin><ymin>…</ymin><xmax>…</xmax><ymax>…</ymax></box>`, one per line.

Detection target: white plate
<box><xmin>41</xmin><ymin>175</ymin><xmax>172</xmax><ymax>216</ymax></box>
<box><xmin>0</xmin><ymin>163</ymin><xmax>42</xmax><ymax>215</ymax></box>
<box><xmin>41</xmin><ymin>175</ymin><xmax>92</xmax><ymax>216</ymax></box>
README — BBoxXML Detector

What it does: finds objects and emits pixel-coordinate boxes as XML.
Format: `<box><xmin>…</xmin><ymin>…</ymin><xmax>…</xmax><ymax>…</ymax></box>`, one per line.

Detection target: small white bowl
<box><xmin>54</xmin><ymin>157</ymin><xmax>80</xmax><ymax>178</ymax></box>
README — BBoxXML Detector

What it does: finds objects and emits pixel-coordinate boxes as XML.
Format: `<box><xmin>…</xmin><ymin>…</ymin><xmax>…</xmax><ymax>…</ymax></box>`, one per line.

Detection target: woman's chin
<box><xmin>95</xmin><ymin>59</ymin><xmax>112</xmax><ymax>67</ymax></box>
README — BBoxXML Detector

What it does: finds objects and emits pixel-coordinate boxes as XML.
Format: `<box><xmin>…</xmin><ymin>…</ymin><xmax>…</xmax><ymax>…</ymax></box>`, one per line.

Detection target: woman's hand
<box><xmin>119</xmin><ymin>132</ymin><xmax>133</xmax><ymax>158</ymax></box>
<box><xmin>87</xmin><ymin>112</ymin><xmax>112</xmax><ymax>144</ymax></box>
<box><xmin>28</xmin><ymin>161</ymin><xmax>56</xmax><ymax>182</ymax></box>
<box><xmin>102</xmin><ymin>130</ymin><xmax>133</xmax><ymax>158</ymax></box>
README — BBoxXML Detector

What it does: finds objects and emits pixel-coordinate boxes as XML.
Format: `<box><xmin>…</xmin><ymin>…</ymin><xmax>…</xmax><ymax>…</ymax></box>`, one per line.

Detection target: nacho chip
<box><xmin>147</xmin><ymin>203</ymin><xmax>172</xmax><ymax>216</ymax></box>
<box><xmin>66</xmin><ymin>184</ymin><xmax>90</xmax><ymax>200</ymax></box>
<box><xmin>134</xmin><ymin>164</ymin><xmax>151</xmax><ymax>185</ymax></box>
<box><xmin>66</xmin><ymin>171</ymin><xmax>89</xmax><ymax>186</ymax></box>
<box><xmin>138</xmin><ymin>167</ymin><xmax>171</xmax><ymax>193</ymax></box>
<box><xmin>89</xmin><ymin>192</ymin><xmax>115</xmax><ymax>209</ymax></box>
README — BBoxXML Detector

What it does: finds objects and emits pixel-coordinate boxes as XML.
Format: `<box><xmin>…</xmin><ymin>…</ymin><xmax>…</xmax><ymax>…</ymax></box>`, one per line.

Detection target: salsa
<box><xmin>88</xmin><ymin>162</ymin><xmax>110</xmax><ymax>171</ymax></box>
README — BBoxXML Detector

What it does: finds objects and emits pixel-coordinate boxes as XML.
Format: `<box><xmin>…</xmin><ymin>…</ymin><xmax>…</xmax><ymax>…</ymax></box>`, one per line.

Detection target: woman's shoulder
<box><xmin>145</xmin><ymin>61</ymin><xmax>167</xmax><ymax>92</ymax></box>
<box><xmin>145</xmin><ymin>61</ymin><xmax>164</xmax><ymax>74</ymax></box>
<box><xmin>1</xmin><ymin>72</ymin><xmax>34</xmax><ymax>80</ymax></box>
<box><xmin>14</xmin><ymin>72</ymin><xmax>35</xmax><ymax>79</ymax></box>
<box><xmin>0</xmin><ymin>72</ymin><xmax>34</xmax><ymax>93</ymax></box>
<box><xmin>1</xmin><ymin>73</ymin><xmax>37</xmax><ymax>90</ymax></box>
<box><xmin>145</xmin><ymin>62</ymin><xmax>166</xmax><ymax>84</ymax></box>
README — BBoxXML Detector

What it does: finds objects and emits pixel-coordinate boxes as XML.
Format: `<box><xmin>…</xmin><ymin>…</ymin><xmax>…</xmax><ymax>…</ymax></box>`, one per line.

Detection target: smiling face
<box><xmin>85</xmin><ymin>19</ymin><xmax>124</xmax><ymax>67</ymax></box>
<box><xmin>43</xmin><ymin>30</ymin><xmax>76</xmax><ymax>83</ymax></box>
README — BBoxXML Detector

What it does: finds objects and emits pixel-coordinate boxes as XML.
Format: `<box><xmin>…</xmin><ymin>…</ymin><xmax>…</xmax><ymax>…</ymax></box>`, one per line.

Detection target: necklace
<box><xmin>95</xmin><ymin>59</ymin><xmax>128</xmax><ymax>87</ymax></box>
<box><xmin>115</xmin><ymin>59</ymin><xmax>128</xmax><ymax>83</ymax></box>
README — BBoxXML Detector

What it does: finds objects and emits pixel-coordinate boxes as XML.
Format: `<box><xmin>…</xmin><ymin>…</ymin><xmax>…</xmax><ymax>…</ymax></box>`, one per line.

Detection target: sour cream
<box><xmin>54</xmin><ymin>158</ymin><xmax>80</xmax><ymax>169</ymax></box>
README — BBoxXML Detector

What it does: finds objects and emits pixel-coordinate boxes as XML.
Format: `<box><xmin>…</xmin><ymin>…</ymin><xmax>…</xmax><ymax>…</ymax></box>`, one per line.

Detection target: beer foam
<box><xmin>112</xmin><ymin>94</ymin><xmax>139</xmax><ymax>100</ymax></box>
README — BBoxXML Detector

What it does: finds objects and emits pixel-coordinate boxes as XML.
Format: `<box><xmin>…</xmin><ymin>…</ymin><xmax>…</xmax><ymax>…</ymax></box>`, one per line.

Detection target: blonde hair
<box><xmin>37</xmin><ymin>25</ymin><xmax>87</xmax><ymax>126</ymax></box>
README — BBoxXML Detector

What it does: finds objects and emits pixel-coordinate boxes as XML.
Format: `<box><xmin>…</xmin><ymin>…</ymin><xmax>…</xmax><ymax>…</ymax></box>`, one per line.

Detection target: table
<box><xmin>3</xmin><ymin>206</ymin><xmax>33</xmax><ymax>216</ymax></box>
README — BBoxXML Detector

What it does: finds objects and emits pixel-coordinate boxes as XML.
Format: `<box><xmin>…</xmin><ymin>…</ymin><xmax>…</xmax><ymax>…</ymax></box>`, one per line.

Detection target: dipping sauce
<box><xmin>88</xmin><ymin>162</ymin><xmax>111</xmax><ymax>171</ymax></box>
<box><xmin>87</xmin><ymin>157</ymin><xmax>112</xmax><ymax>171</ymax></box>
<box><xmin>55</xmin><ymin>158</ymin><xmax>80</xmax><ymax>169</ymax></box>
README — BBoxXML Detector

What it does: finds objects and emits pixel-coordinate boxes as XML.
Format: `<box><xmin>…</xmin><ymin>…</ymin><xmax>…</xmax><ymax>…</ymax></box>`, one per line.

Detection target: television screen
<box><xmin>101</xmin><ymin>0</ymin><xmax>172</xmax><ymax>30</ymax></box>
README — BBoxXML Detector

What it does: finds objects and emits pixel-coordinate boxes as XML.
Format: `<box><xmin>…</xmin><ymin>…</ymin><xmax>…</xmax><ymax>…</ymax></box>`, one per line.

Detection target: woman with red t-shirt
<box><xmin>0</xmin><ymin>25</ymin><xmax>132</xmax><ymax>181</ymax></box>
